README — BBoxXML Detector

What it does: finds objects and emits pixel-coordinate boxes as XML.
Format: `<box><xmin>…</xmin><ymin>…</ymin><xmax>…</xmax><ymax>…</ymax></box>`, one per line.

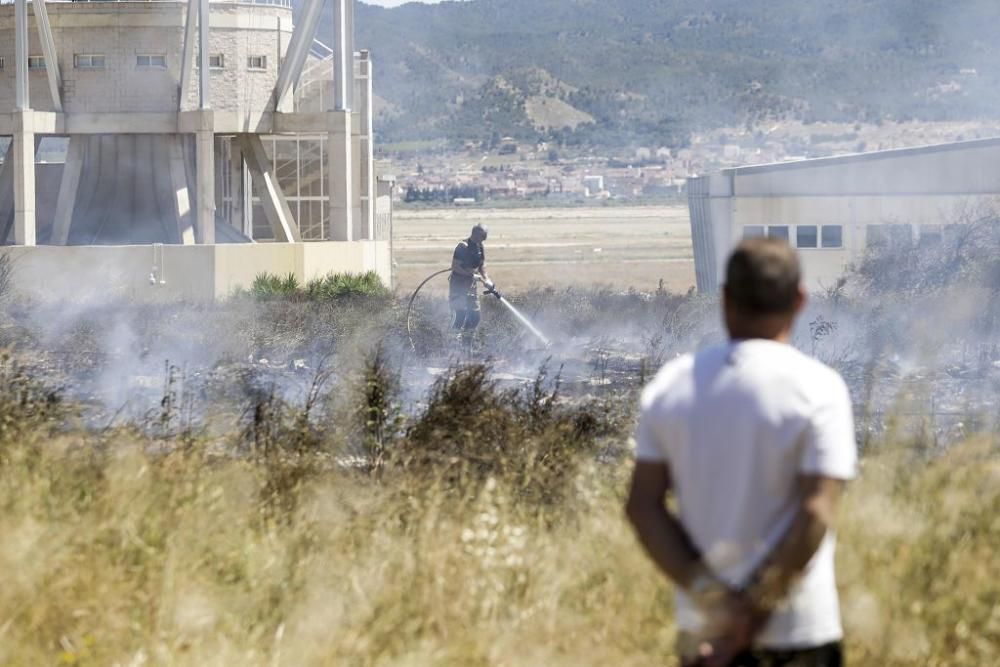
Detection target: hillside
<box><xmin>333</xmin><ymin>0</ymin><xmax>1000</xmax><ymax>147</ymax></box>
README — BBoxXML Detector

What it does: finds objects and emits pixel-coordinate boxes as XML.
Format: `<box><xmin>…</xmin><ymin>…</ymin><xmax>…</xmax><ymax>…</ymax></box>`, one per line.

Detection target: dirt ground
<box><xmin>391</xmin><ymin>204</ymin><xmax>695</xmax><ymax>296</ymax></box>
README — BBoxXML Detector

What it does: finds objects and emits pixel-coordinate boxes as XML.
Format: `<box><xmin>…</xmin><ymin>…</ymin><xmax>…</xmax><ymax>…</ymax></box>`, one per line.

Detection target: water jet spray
<box><xmin>405</xmin><ymin>268</ymin><xmax>552</xmax><ymax>351</ymax></box>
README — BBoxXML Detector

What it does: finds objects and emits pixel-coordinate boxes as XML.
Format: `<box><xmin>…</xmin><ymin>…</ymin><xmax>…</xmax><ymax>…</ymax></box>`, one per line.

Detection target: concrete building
<box><xmin>687</xmin><ymin>137</ymin><xmax>1000</xmax><ymax>292</ymax></box>
<box><xmin>0</xmin><ymin>0</ymin><xmax>391</xmax><ymax>300</ymax></box>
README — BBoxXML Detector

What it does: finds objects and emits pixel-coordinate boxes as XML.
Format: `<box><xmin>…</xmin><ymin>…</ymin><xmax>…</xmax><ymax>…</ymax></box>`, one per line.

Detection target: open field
<box><xmin>0</xmin><ymin>281</ymin><xmax>998</xmax><ymax>665</ymax></box>
<box><xmin>2</xmin><ymin>217</ymin><xmax>1000</xmax><ymax>664</ymax></box>
<box><xmin>392</xmin><ymin>205</ymin><xmax>695</xmax><ymax>295</ymax></box>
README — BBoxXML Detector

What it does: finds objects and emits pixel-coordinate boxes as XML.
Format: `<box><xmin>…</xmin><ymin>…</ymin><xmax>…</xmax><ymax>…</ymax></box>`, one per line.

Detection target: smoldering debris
<box><xmin>0</xmin><ymin>229</ymin><xmax>998</xmax><ymax>452</ymax></box>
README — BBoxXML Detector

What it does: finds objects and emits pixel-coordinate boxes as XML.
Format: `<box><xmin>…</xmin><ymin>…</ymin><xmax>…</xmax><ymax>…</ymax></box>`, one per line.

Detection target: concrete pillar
<box><xmin>330</xmin><ymin>0</ymin><xmax>356</xmax><ymax>242</ymax></box>
<box><xmin>350</xmin><ymin>111</ymin><xmax>364</xmax><ymax>240</ymax></box>
<box><xmin>50</xmin><ymin>136</ymin><xmax>85</xmax><ymax>245</ymax></box>
<box><xmin>359</xmin><ymin>51</ymin><xmax>375</xmax><ymax>239</ymax></box>
<box><xmin>333</xmin><ymin>0</ymin><xmax>352</xmax><ymax>112</ymax></box>
<box><xmin>327</xmin><ymin>110</ymin><xmax>353</xmax><ymax>241</ymax></box>
<box><xmin>168</xmin><ymin>136</ymin><xmax>196</xmax><ymax>245</ymax></box>
<box><xmin>13</xmin><ymin>0</ymin><xmax>33</xmax><ymax>246</ymax></box>
<box><xmin>229</xmin><ymin>139</ymin><xmax>246</xmax><ymax>236</ymax></box>
<box><xmin>345</xmin><ymin>0</ymin><xmax>356</xmax><ymax>110</ymax></box>
<box><xmin>0</xmin><ymin>141</ymin><xmax>14</xmax><ymax>241</ymax></box>
<box><xmin>198</xmin><ymin>0</ymin><xmax>211</xmax><ymax>110</ymax></box>
<box><xmin>14</xmin><ymin>0</ymin><xmax>29</xmax><ymax>111</ymax></box>
<box><xmin>179</xmin><ymin>0</ymin><xmax>198</xmax><ymax>111</ymax></box>
<box><xmin>12</xmin><ymin>111</ymin><xmax>36</xmax><ymax>246</ymax></box>
<box><xmin>196</xmin><ymin>130</ymin><xmax>216</xmax><ymax>244</ymax></box>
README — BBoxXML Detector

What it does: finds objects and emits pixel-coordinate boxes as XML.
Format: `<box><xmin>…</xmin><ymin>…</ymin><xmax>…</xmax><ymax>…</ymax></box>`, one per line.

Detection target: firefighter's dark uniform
<box><xmin>449</xmin><ymin>237</ymin><xmax>485</xmax><ymax>336</ymax></box>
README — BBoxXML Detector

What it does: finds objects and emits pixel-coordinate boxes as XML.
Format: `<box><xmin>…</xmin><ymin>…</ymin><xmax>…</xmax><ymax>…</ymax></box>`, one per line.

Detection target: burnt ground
<box><xmin>2</xmin><ymin>280</ymin><xmax>997</xmax><ymax>456</ymax></box>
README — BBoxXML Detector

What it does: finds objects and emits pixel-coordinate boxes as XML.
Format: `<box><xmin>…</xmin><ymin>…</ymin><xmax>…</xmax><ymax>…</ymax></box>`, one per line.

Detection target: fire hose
<box><xmin>405</xmin><ymin>267</ymin><xmax>451</xmax><ymax>352</ymax></box>
<box><xmin>405</xmin><ymin>269</ymin><xmax>526</xmax><ymax>352</ymax></box>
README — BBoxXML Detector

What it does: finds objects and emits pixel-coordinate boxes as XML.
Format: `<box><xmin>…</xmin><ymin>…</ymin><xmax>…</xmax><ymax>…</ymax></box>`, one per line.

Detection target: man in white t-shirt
<box><xmin>626</xmin><ymin>238</ymin><xmax>856</xmax><ymax>667</ymax></box>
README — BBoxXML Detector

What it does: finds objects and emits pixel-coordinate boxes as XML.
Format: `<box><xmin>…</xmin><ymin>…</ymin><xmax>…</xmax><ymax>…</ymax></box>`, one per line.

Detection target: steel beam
<box><xmin>272</xmin><ymin>0</ymin><xmax>326</xmax><ymax>112</ymax></box>
<box><xmin>33</xmin><ymin>0</ymin><xmax>63</xmax><ymax>112</ymax></box>
<box><xmin>50</xmin><ymin>136</ymin><xmax>84</xmax><ymax>245</ymax></box>
<box><xmin>239</xmin><ymin>135</ymin><xmax>301</xmax><ymax>243</ymax></box>
<box><xmin>178</xmin><ymin>0</ymin><xmax>198</xmax><ymax>111</ymax></box>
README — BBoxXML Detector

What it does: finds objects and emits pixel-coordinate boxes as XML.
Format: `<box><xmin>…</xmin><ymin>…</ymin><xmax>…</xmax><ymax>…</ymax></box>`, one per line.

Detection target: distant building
<box><xmin>582</xmin><ymin>174</ymin><xmax>604</xmax><ymax>197</ymax></box>
<box><xmin>687</xmin><ymin>137</ymin><xmax>1000</xmax><ymax>292</ymax></box>
<box><xmin>498</xmin><ymin>137</ymin><xmax>518</xmax><ymax>155</ymax></box>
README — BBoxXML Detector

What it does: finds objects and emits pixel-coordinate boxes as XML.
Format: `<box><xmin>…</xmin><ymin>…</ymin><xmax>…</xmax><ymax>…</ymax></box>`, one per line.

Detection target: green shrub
<box><xmin>247</xmin><ymin>271</ymin><xmax>390</xmax><ymax>302</ymax></box>
<box><xmin>250</xmin><ymin>272</ymin><xmax>300</xmax><ymax>298</ymax></box>
<box><xmin>305</xmin><ymin>270</ymin><xmax>391</xmax><ymax>300</ymax></box>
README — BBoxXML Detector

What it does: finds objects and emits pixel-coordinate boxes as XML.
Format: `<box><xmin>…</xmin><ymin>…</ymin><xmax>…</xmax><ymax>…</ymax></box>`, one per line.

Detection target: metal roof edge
<box><xmin>720</xmin><ymin>136</ymin><xmax>1000</xmax><ymax>176</ymax></box>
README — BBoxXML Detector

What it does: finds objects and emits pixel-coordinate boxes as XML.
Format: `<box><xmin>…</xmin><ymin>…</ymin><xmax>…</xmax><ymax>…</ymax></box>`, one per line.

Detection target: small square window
<box><xmin>137</xmin><ymin>54</ymin><xmax>167</xmax><ymax>69</ymax></box>
<box><xmin>919</xmin><ymin>225</ymin><xmax>943</xmax><ymax>247</ymax></box>
<box><xmin>767</xmin><ymin>225</ymin><xmax>790</xmax><ymax>241</ymax></box>
<box><xmin>868</xmin><ymin>224</ymin><xmax>914</xmax><ymax>248</ymax></box>
<box><xmin>942</xmin><ymin>224</ymin><xmax>964</xmax><ymax>245</ymax></box>
<box><xmin>796</xmin><ymin>225</ymin><xmax>818</xmax><ymax>248</ymax></box>
<box><xmin>74</xmin><ymin>54</ymin><xmax>106</xmax><ymax>70</ymax></box>
<box><xmin>821</xmin><ymin>225</ymin><xmax>843</xmax><ymax>248</ymax></box>
<box><xmin>742</xmin><ymin>225</ymin><xmax>765</xmax><ymax>239</ymax></box>
<box><xmin>247</xmin><ymin>55</ymin><xmax>267</xmax><ymax>70</ymax></box>
<box><xmin>209</xmin><ymin>54</ymin><xmax>225</xmax><ymax>69</ymax></box>
<box><xmin>28</xmin><ymin>56</ymin><xmax>46</xmax><ymax>71</ymax></box>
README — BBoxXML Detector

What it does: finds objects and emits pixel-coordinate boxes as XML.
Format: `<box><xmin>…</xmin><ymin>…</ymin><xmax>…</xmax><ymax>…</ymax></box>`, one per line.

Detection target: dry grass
<box><xmin>0</xmin><ymin>246</ymin><xmax>998</xmax><ymax>664</ymax></box>
<box><xmin>0</xmin><ymin>415</ymin><xmax>996</xmax><ymax>665</ymax></box>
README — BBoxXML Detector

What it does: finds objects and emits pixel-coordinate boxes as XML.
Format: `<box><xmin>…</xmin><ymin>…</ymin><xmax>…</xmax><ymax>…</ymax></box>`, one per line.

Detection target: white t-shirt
<box><xmin>635</xmin><ymin>339</ymin><xmax>857</xmax><ymax>649</ymax></box>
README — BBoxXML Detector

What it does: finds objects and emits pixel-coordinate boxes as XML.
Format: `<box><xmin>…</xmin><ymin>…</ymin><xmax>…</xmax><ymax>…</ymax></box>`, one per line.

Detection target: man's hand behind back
<box><xmin>694</xmin><ymin>591</ymin><xmax>770</xmax><ymax>667</ymax></box>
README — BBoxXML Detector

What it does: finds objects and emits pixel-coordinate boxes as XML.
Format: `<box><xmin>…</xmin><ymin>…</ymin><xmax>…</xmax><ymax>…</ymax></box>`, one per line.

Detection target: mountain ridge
<box><xmin>327</xmin><ymin>0</ymin><xmax>1000</xmax><ymax>147</ymax></box>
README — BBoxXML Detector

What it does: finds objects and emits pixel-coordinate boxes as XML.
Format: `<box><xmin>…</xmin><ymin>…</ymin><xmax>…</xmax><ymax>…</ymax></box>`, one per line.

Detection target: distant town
<box><xmin>380</xmin><ymin>120</ymin><xmax>1000</xmax><ymax>206</ymax></box>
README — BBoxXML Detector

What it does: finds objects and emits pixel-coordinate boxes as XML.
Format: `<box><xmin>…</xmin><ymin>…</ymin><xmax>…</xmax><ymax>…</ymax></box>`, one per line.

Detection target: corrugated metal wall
<box><xmin>686</xmin><ymin>176</ymin><xmax>718</xmax><ymax>292</ymax></box>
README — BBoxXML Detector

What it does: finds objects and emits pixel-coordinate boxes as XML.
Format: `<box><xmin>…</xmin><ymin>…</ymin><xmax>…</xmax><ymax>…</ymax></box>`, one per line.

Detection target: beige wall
<box><xmin>695</xmin><ymin>140</ymin><xmax>1000</xmax><ymax>292</ymax></box>
<box><xmin>731</xmin><ymin>194</ymin><xmax>997</xmax><ymax>290</ymax></box>
<box><xmin>0</xmin><ymin>240</ymin><xmax>392</xmax><ymax>302</ymax></box>
<box><xmin>0</xmin><ymin>2</ymin><xmax>290</xmax><ymax>115</ymax></box>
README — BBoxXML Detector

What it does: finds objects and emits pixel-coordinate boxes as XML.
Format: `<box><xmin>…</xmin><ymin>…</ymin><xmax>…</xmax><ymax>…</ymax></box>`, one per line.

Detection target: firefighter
<box><xmin>449</xmin><ymin>223</ymin><xmax>490</xmax><ymax>346</ymax></box>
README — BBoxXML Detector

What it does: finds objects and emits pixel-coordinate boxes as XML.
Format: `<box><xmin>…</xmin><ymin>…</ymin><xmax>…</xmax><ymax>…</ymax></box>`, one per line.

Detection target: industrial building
<box><xmin>0</xmin><ymin>0</ymin><xmax>392</xmax><ymax>301</ymax></box>
<box><xmin>687</xmin><ymin>137</ymin><xmax>1000</xmax><ymax>292</ymax></box>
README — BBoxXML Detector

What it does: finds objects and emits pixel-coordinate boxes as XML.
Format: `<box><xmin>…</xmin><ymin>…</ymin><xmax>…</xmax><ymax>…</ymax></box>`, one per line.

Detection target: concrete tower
<box><xmin>0</xmin><ymin>0</ymin><xmax>389</xmax><ymax>300</ymax></box>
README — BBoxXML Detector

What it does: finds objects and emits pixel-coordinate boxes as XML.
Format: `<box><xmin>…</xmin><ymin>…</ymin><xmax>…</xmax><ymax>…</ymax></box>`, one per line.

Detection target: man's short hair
<box><xmin>724</xmin><ymin>238</ymin><xmax>801</xmax><ymax>315</ymax></box>
<box><xmin>471</xmin><ymin>223</ymin><xmax>488</xmax><ymax>238</ymax></box>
